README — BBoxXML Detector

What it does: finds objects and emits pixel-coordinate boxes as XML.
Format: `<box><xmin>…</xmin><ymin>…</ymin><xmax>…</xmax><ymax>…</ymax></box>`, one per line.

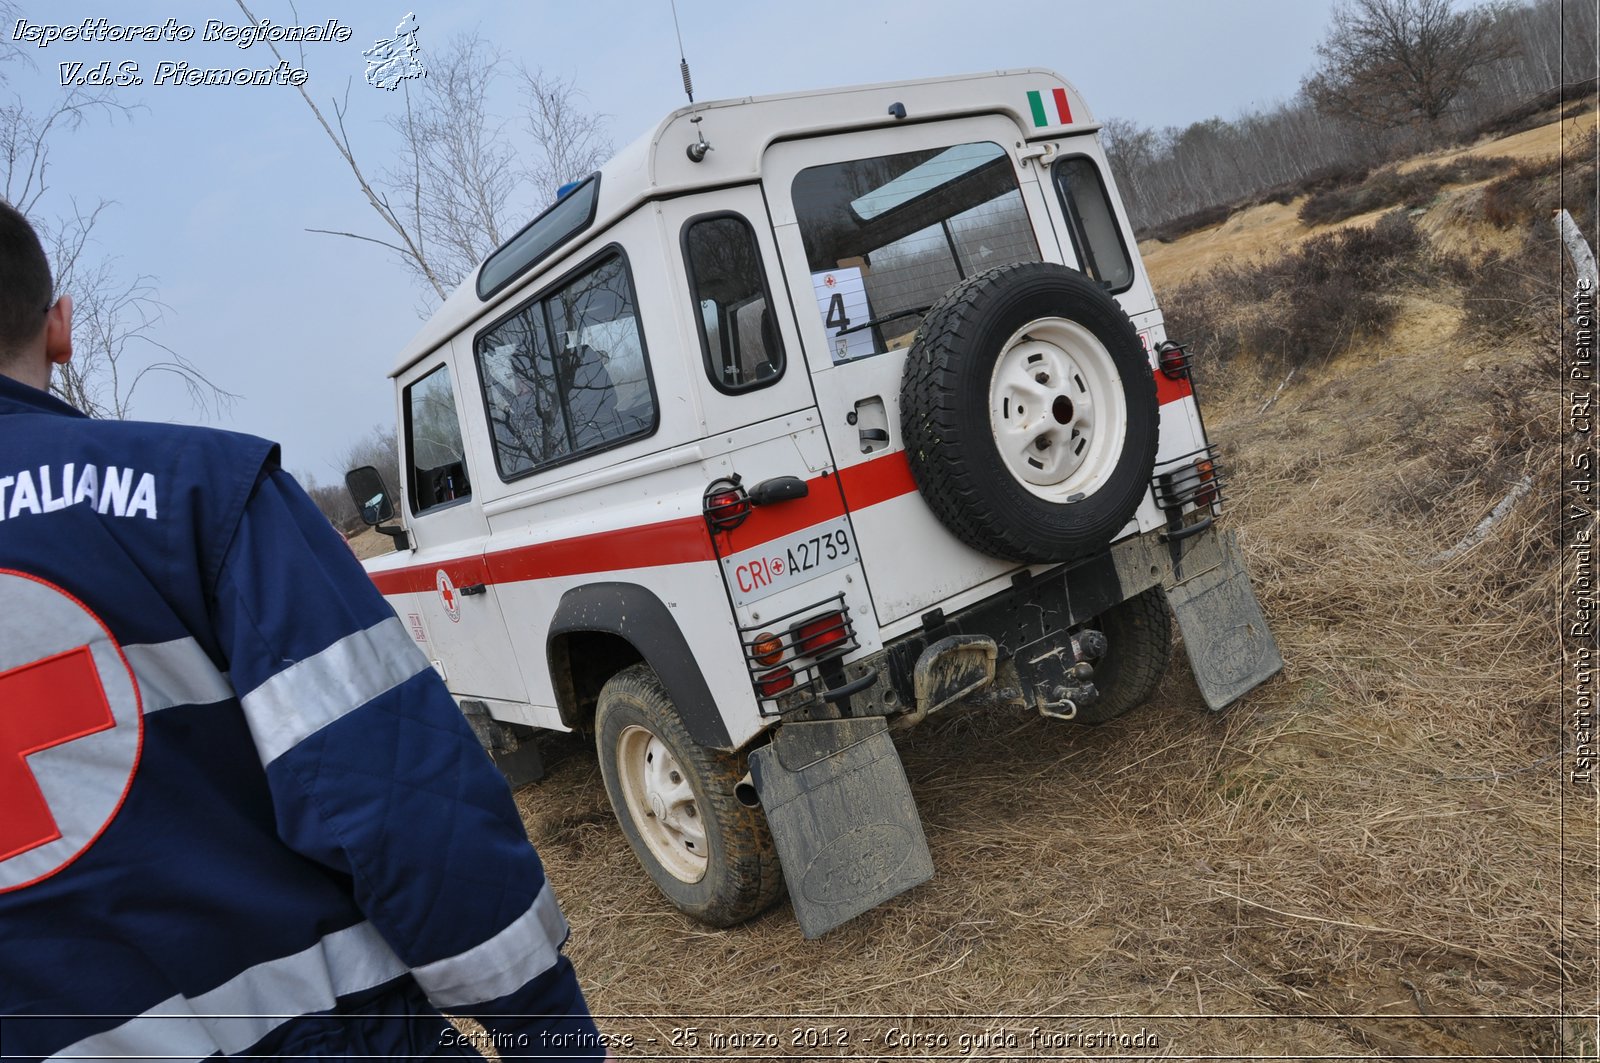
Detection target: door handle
<box><xmin>458</xmin><ymin>583</ymin><xmax>488</xmax><ymax>596</ymax></box>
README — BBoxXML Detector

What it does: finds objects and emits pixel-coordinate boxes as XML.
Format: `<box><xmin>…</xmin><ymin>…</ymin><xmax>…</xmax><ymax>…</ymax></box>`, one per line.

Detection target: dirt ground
<box><xmin>390</xmin><ymin>112</ymin><xmax>1596</xmax><ymax>1060</ymax></box>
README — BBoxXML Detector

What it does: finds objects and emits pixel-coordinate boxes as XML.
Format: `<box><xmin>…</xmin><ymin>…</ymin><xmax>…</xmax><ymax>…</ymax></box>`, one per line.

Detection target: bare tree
<box><xmin>1303</xmin><ymin>0</ymin><xmax>1518</xmax><ymax>133</ymax></box>
<box><xmin>45</xmin><ymin>205</ymin><xmax>233</xmax><ymax>419</ymax></box>
<box><xmin>1</xmin><ymin>27</ymin><xmax>232</xmax><ymax>418</ymax></box>
<box><xmin>521</xmin><ymin>68</ymin><xmax>613</xmax><ymax>203</ymax></box>
<box><xmin>1103</xmin><ymin>0</ymin><xmax>1591</xmax><ymax>233</ymax></box>
<box><xmin>375</xmin><ymin>35</ymin><xmax>521</xmax><ymax>295</ymax></box>
<box><xmin>235</xmin><ymin>0</ymin><xmax>611</xmax><ymax>305</ymax></box>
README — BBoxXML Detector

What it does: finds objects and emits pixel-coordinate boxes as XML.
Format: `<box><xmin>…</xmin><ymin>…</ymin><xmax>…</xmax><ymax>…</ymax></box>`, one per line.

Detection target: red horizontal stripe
<box><xmin>1154</xmin><ymin>368</ymin><xmax>1194</xmax><ymax>406</ymax></box>
<box><xmin>368</xmin><ymin>516</ymin><xmax>713</xmax><ymax>597</ymax></box>
<box><xmin>369</xmin><ymin>366</ymin><xmax>1194</xmax><ymax>597</ymax></box>
<box><xmin>716</xmin><ymin>475</ymin><xmax>848</xmax><ymax>556</ymax></box>
<box><xmin>837</xmin><ymin>450</ymin><xmax>916</xmax><ymax>511</ymax></box>
<box><xmin>488</xmin><ymin>514</ymin><xmax>713</xmax><ymax>584</ymax></box>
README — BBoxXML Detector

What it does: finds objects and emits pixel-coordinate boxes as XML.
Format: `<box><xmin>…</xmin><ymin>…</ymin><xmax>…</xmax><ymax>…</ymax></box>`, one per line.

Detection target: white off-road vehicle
<box><xmin>348</xmin><ymin>69</ymin><xmax>1281</xmax><ymax>937</ymax></box>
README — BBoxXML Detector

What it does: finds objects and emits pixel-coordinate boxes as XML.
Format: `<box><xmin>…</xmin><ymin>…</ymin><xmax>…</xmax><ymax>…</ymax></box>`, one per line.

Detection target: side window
<box><xmin>1052</xmin><ymin>156</ymin><xmax>1134</xmax><ymax>293</ymax></box>
<box><xmin>547</xmin><ymin>256</ymin><xmax>653</xmax><ymax>452</ymax></box>
<box><xmin>405</xmin><ymin>364</ymin><xmax>471</xmax><ymax>513</ymax></box>
<box><xmin>478</xmin><ymin>304</ymin><xmax>570</xmax><ymax>478</ymax></box>
<box><xmin>684</xmin><ymin>214</ymin><xmax>785</xmax><ymax>392</ymax></box>
<box><xmin>476</xmin><ymin>252</ymin><xmax>656</xmax><ymax>479</ymax></box>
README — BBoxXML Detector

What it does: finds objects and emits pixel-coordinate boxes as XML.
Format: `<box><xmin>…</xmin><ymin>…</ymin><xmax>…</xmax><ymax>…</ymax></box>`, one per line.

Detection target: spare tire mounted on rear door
<box><xmin>899</xmin><ymin>262</ymin><xmax>1159</xmax><ymax>564</ymax></box>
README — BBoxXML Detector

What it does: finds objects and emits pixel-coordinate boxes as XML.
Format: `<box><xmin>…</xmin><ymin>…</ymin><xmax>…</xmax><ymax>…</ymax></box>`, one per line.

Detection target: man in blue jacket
<box><xmin>0</xmin><ymin>200</ymin><xmax>605</xmax><ymax>1060</ymax></box>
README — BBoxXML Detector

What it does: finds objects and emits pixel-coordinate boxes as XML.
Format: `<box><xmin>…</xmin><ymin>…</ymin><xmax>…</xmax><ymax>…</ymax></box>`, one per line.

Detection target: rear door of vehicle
<box><xmin>762</xmin><ymin>116</ymin><xmax>1065</xmax><ymax>631</ymax></box>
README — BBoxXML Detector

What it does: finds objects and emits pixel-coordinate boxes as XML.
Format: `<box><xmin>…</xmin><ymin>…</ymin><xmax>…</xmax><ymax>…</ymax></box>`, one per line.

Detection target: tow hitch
<box><xmin>1016</xmin><ymin>628</ymin><xmax>1106</xmax><ymax>720</ymax></box>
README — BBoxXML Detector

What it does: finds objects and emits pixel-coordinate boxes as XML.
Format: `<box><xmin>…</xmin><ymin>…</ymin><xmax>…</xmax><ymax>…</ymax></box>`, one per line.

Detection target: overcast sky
<box><xmin>7</xmin><ymin>1</ymin><xmax>1336</xmax><ymax>482</ymax></box>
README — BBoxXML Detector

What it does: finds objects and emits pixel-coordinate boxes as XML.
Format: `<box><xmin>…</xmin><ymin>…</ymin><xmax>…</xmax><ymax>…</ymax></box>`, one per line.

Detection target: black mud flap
<box><xmin>747</xmin><ymin>716</ymin><xmax>934</xmax><ymax>938</ymax></box>
<box><xmin>1166</xmin><ymin>530</ymin><xmax>1284</xmax><ymax>710</ymax></box>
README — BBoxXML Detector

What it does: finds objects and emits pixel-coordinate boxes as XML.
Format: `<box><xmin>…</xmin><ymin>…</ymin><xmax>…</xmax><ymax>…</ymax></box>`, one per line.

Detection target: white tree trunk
<box><xmin>1557</xmin><ymin>209</ymin><xmax>1599</xmax><ymax>291</ymax></box>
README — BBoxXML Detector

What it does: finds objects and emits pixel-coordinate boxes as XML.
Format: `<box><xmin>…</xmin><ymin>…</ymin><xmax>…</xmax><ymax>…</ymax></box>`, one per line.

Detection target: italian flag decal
<box><xmin>1027</xmin><ymin>88</ymin><xmax>1073</xmax><ymax>127</ymax></box>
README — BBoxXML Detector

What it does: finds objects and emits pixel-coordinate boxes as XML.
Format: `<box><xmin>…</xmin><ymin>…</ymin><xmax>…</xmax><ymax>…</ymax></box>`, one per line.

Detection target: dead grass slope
<box><xmin>503</xmin><ymin>113</ymin><xmax>1594</xmax><ymax>1060</ymax></box>
<box><xmin>1141</xmin><ymin>107</ymin><xmax>1598</xmax><ymax>290</ymax></box>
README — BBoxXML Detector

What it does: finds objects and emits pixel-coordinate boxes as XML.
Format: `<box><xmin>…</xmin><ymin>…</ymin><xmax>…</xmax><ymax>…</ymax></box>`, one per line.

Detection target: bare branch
<box><xmin>519</xmin><ymin>67</ymin><xmax>613</xmax><ymax>202</ymax></box>
<box><xmin>39</xmin><ymin>203</ymin><xmax>235</xmax><ymax>418</ymax></box>
<box><xmin>304</xmin><ymin>227</ymin><xmax>415</xmax><ymax>255</ymax></box>
<box><xmin>231</xmin><ymin>0</ymin><xmax>448</xmax><ymax>299</ymax></box>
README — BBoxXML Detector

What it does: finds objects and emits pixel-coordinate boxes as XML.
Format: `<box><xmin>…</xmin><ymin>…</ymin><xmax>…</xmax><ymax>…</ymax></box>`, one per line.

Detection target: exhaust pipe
<box><xmin>734</xmin><ymin>771</ymin><xmax>761</xmax><ymax>808</ymax></box>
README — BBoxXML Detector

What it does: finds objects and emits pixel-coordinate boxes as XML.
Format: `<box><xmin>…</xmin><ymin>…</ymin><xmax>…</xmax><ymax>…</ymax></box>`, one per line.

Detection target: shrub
<box><xmin>1165</xmin><ymin>211</ymin><xmax>1447</xmax><ymax>379</ymax></box>
<box><xmin>1298</xmin><ymin>157</ymin><xmax>1514</xmax><ymax>227</ymax></box>
<box><xmin>1459</xmin><ymin>76</ymin><xmax>1599</xmax><ymax>143</ymax></box>
<box><xmin>1481</xmin><ymin>128</ymin><xmax>1597</xmax><ymax>233</ymax></box>
<box><xmin>1142</xmin><ymin>203</ymin><xmax>1234</xmax><ymax>243</ymax></box>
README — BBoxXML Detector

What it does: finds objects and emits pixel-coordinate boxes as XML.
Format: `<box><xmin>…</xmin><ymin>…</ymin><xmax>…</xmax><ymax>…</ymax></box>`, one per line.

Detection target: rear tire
<box><xmin>595</xmin><ymin>663</ymin><xmax>783</xmax><ymax>926</ymax></box>
<box><xmin>1075</xmin><ymin>587</ymin><xmax>1172</xmax><ymax>724</ymax></box>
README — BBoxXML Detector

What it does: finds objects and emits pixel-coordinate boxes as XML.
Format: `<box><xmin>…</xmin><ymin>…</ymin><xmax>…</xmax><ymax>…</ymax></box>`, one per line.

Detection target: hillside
<box><xmin>425</xmin><ymin>110</ymin><xmax>1596</xmax><ymax>1058</ymax></box>
<box><xmin>1139</xmin><ymin>106</ymin><xmax>1595</xmax><ymax>290</ymax></box>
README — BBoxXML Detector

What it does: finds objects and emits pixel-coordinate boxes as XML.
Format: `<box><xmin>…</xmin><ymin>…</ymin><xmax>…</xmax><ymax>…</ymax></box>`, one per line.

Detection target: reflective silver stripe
<box><xmin>123</xmin><ymin>638</ymin><xmax>233</xmax><ymax>713</ymax></box>
<box><xmin>47</xmin><ymin>921</ymin><xmax>408</xmax><ymax>1062</ymax></box>
<box><xmin>412</xmin><ymin>885</ymin><xmax>570</xmax><ymax>1008</ymax></box>
<box><xmin>240</xmin><ymin>617</ymin><xmax>428</xmax><ymax>765</ymax></box>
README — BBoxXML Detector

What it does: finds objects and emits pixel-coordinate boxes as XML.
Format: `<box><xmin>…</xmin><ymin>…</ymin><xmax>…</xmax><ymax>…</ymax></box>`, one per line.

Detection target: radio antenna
<box><xmin>670</xmin><ymin>0</ymin><xmax>694</xmax><ymax>104</ymax></box>
<box><xmin>669</xmin><ymin>0</ymin><xmax>712</xmax><ymax>161</ymax></box>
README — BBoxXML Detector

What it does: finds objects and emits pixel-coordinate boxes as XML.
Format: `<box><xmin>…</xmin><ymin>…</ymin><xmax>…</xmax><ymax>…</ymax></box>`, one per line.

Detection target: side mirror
<box><xmin>345</xmin><ymin>466</ymin><xmax>394</xmax><ymax>525</ymax></box>
<box><xmin>344</xmin><ymin>465</ymin><xmax>410</xmax><ymax>550</ymax></box>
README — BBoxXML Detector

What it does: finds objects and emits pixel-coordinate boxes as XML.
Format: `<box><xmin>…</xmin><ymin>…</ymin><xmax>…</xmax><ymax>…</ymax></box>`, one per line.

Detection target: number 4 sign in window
<box><xmin>810</xmin><ymin>268</ymin><xmax>875</xmax><ymax>364</ymax></box>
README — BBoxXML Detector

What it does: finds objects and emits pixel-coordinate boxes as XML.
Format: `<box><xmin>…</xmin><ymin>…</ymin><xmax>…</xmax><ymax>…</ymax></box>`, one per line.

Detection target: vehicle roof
<box><xmin>390</xmin><ymin>68</ymin><xmax>1094</xmax><ymax>378</ymax></box>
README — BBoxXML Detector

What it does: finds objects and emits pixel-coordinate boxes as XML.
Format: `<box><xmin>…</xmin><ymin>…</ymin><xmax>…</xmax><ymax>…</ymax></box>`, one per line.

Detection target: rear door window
<box><xmin>791</xmin><ymin>141</ymin><xmax>1039</xmax><ymax>363</ymax></box>
<box><xmin>1052</xmin><ymin>156</ymin><xmax>1134</xmax><ymax>293</ymax></box>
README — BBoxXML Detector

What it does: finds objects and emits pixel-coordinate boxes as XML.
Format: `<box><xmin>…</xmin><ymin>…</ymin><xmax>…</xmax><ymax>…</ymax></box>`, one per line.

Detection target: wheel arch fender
<box><xmin>547</xmin><ymin>582</ymin><xmax>733</xmax><ymax>749</ymax></box>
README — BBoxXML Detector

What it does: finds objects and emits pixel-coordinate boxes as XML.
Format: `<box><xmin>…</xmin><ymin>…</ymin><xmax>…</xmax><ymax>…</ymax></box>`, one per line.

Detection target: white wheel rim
<box><xmin>988</xmin><ymin>317</ymin><xmax>1129</xmax><ymax>502</ymax></box>
<box><xmin>615</xmin><ymin>724</ymin><xmax>708</xmax><ymax>883</ymax></box>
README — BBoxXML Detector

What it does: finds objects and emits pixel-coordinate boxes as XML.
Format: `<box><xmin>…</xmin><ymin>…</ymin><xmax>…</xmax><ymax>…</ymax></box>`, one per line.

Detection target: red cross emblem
<box><xmin>0</xmin><ymin>570</ymin><xmax>142</xmax><ymax>893</ymax></box>
<box><xmin>0</xmin><ymin>647</ymin><xmax>116</xmax><ymax>860</ymax></box>
<box><xmin>436</xmin><ymin>569</ymin><xmax>461</xmax><ymax>623</ymax></box>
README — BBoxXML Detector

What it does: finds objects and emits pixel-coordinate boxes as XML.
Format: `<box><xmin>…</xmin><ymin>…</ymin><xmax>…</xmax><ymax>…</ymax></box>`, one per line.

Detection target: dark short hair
<box><xmin>0</xmin><ymin>199</ymin><xmax>54</xmax><ymax>361</ymax></box>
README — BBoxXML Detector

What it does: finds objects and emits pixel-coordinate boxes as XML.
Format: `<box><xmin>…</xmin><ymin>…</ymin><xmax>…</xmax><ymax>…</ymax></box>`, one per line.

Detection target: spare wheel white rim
<box><xmin>988</xmin><ymin>316</ymin><xmax>1129</xmax><ymax>502</ymax></box>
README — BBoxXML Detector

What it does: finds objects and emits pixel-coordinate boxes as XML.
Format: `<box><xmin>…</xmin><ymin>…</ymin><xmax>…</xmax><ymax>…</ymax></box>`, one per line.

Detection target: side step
<box><xmin>747</xmin><ymin>716</ymin><xmax>933</xmax><ymax>938</ymax></box>
<box><xmin>1166</xmin><ymin>530</ymin><xmax>1284</xmax><ymax>710</ymax></box>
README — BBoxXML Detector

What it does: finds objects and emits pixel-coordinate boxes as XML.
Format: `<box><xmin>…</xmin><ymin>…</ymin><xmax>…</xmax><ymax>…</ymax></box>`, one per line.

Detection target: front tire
<box><xmin>595</xmin><ymin>663</ymin><xmax>783</xmax><ymax>926</ymax></box>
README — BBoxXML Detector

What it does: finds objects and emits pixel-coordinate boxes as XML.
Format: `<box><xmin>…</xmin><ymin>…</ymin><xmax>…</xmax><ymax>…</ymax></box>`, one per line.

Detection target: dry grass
<box><xmin>517</xmin><ymin>323</ymin><xmax>1585</xmax><ymax>1055</ymax></box>
<box><xmin>484</xmin><ymin>112</ymin><xmax>1595</xmax><ymax>1060</ymax></box>
<box><xmin>1140</xmin><ymin>108</ymin><xmax>1599</xmax><ymax>291</ymax></box>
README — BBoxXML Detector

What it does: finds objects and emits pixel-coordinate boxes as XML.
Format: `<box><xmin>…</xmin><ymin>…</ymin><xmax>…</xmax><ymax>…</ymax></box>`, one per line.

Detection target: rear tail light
<box><xmin>794</xmin><ymin>611</ymin><xmax>849</xmax><ymax>658</ymax></box>
<box><xmin>757</xmin><ymin>667</ymin><xmax>794</xmax><ymax>697</ymax></box>
<box><xmin>1194</xmin><ymin>458</ymin><xmax>1217</xmax><ymax>507</ymax></box>
<box><xmin>703</xmin><ymin>477</ymin><xmax>750</xmax><ymax>532</ymax></box>
<box><xmin>1157</xmin><ymin>340</ymin><xmax>1191</xmax><ymax>380</ymax></box>
<box><xmin>1151</xmin><ymin>444</ymin><xmax>1225</xmax><ymax>513</ymax></box>
<box><xmin>751</xmin><ymin>632</ymin><xmax>784</xmax><ymax>667</ymax></box>
<box><xmin>736</xmin><ymin>594</ymin><xmax>859</xmax><ymax>714</ymax></box>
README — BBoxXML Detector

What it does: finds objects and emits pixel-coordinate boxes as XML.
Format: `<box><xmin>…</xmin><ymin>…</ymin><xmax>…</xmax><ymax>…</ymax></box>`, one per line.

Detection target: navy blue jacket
<box><xmin>0</xmin><ymin>375</ymin><xmax>600</xmax><ymax>1060</ymax></box>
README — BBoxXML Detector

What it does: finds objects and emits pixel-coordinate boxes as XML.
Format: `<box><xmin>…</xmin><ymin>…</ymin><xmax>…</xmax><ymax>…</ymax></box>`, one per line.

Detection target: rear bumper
<box><xmin>762</xmin><ymin>520</ymin><xmax>1276</xmax><ymax>726</ymax></box>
